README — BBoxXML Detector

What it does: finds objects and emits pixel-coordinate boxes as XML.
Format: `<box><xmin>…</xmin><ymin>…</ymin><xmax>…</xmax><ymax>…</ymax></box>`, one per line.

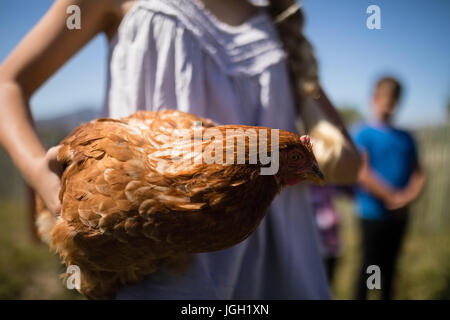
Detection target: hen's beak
<box><xmin>306</xmin><ymin>164</ymin><xmax>325</xmax><ymax>186</ymax></box>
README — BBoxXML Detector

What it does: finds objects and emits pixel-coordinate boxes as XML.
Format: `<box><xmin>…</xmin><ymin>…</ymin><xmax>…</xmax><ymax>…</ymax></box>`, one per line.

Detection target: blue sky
<box><xmin>0</xmin><ymin>0</ymin><xmax>449</xmax><ymax>127</ymax></box>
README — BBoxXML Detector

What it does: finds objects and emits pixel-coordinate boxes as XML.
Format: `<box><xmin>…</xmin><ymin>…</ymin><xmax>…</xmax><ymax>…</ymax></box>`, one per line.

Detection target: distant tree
<box><xmin>337</xmin><ymin>106</ymin><xmax>363</xmax><ymax>127</ymax></box>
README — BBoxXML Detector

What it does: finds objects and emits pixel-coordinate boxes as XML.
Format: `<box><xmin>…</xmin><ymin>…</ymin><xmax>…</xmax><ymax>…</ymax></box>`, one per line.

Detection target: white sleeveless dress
<box><xmin>103</xmin><ymin>0</ymin><xmax>330</xmax><ymax>299</ymax></box>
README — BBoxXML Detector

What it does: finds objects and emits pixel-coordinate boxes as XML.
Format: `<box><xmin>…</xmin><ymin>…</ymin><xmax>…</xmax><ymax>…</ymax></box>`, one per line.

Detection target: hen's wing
<box><xmin>54</xmin><ymin>110</ymin><xmax>217</xmax><ymax>247</ymax></box>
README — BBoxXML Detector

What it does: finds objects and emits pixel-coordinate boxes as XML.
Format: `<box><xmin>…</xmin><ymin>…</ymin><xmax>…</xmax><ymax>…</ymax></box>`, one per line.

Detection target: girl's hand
<box><xmin>32</xmin><ymin>146</ymin><xmax>63</xmax><ymax>216</ymax></box>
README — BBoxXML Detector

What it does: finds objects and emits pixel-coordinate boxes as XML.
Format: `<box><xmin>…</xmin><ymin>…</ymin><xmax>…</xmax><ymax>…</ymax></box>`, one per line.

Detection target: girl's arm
<box><xmin>0</xmin><ymin>0</ymin><xmax>121</xmax><ymax>215</ymax></box>
<box><xmin>308</xmin><ymin>87</ymin><xmax>362</xmax><ymax>185</ymax></box>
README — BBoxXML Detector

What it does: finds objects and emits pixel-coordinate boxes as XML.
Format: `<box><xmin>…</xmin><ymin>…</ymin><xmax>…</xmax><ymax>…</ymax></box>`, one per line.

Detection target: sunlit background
<box><xmin>0</xmin><ymin>0</ymin><xmax>449</xmax><ymax>299</ymax></box>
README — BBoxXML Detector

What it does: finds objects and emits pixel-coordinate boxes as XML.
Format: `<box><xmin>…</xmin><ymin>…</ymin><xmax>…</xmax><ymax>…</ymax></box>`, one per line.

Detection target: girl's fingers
<box><xmin>46</xmin><ymin>145</ymin><xmax>63</xmax><ymax>176</ymax></box>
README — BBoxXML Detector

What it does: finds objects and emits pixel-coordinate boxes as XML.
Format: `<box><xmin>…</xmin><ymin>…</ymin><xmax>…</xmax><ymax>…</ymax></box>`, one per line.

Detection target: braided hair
<box><xmin>266</xmin><ymin>1</ymin><xmax>351</xmax><ymax>178</ymax></box>
<box><xmin>267</xmin><ymin>0</ymin><xmax>320</xmax><ymax>114</ymax></box>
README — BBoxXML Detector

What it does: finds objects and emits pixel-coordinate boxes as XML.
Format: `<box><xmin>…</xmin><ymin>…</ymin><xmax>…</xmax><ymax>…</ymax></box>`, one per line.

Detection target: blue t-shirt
<box><xmin>352</xmin><ymin>122</ymin><xmax>418</xmax><ymax>220</ymax></box>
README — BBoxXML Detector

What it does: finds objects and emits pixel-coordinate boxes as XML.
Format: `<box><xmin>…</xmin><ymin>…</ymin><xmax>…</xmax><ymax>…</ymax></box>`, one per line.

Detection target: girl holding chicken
<box><xmin>0</xmin><ymin>0</ymin><xmax>360</xmax><ymax>299</ymax></box>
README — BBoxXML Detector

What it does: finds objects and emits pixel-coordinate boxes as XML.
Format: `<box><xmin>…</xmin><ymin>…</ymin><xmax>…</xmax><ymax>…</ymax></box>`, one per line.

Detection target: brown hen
<box><xmin>36</xmin><ymin>110</ymin><xmax>324</xmax><ymax>299</ymax></box>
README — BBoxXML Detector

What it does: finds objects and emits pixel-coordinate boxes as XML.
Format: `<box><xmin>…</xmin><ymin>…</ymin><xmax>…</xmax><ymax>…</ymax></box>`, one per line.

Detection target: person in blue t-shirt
<box><xmin>353</xmin><ymin>76</ymin><xmax>425</xmax><ymax>300</ymax></box>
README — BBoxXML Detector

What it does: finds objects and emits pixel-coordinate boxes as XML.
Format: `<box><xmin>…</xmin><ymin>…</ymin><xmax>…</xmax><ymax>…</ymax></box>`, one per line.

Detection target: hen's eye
<box><xmin>289</xmin><ymin>153</ymin><xmax>301</xmax><ymax>162</ymax></box>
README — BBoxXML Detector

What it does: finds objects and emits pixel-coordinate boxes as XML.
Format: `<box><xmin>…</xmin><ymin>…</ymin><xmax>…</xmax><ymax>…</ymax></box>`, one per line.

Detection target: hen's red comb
<box><xmin>300</xmin><ymin>135</ymin><xmax>313</xmax><ymax>153</ymax></box>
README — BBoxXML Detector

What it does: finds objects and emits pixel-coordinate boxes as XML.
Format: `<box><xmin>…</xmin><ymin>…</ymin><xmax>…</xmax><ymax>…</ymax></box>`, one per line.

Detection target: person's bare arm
<box><xmin>313</xmin><ymin>87</ymin><xmax>362</xmax><ymax>184</ymax></box>
<box><xmin>389</xmin><ymin>166</ymin><xmax>426</xmax><ymax>209</ymax></box>
<box><xmin>358</xmin><ymin>152</ymin><xmax>425</xmax><ymax>210</ymax></box>
<box><xmin>358</xmin><ymin>152</ymin><xmax>397</xmax><ymax>203</ymax></box>
<box><xmin>0</xmin><ymin>0</ymin><xmax>120</xmax><ymax>214</ymax></box>
<box><xmin>402</xmin><ymin>167</ymin><xmax>426</xmax><ymax>202</ymax></box>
